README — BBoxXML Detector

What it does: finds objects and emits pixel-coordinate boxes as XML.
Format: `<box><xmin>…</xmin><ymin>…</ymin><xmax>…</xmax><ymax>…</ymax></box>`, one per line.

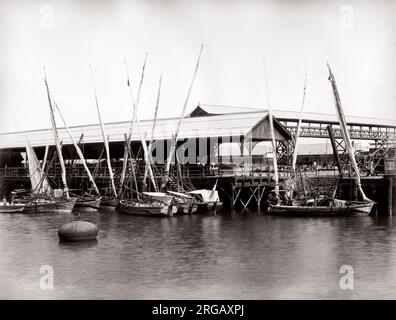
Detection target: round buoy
<box><xmin>58</xmin><ymin>220</ymin><xmax>98</xmax><ymax>242</ymax></box>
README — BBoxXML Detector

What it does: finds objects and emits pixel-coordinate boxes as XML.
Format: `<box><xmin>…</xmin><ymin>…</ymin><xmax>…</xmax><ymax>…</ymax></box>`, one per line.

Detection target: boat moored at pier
<box><xmin>116</xmin><ymin>199</ymin><xmax>173</xmax><ymax>216</ymax></box>
<box><xmin>0</xmin><ymin>202</ymin><xmax>25</xmax><ymax>213</ymax></box>
<box><xmin>23</xmin><ymin>196</ymin><xmax>77</xmax><ymax>214</ymax></box>
<box><xmin>187</xmin><ymin>189</ymin><xmax>223</xmax><ymax>212</ymax></box>
<box><xmin>268</xmin><ymin>197</ymin><xmax>374</xmax><ymax>217</ymax></box>
<box><xmin>75</xmin><ymin>195</ymin><xmax>102</xmax><ymax>210</ymax></box>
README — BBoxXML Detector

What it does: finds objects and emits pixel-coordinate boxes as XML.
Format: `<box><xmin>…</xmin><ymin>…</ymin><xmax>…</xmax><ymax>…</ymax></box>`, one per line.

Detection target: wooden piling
<box><xmin>388</xmin><ymin>175</ymin><xmax>393</xmax><ymax>216</ymax></box>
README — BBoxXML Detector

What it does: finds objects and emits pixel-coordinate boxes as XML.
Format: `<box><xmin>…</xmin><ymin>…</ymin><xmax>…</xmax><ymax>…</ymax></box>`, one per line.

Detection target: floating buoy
<box><xmin>58</xmin><ymin>220</ymin><xmax>98</xmax><ymax>242</ymax></box>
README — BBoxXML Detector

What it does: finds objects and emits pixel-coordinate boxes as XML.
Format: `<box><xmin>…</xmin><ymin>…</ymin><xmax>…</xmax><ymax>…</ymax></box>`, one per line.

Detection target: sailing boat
<box><xmin>0</xmin><ymin>141</ymin><xmax>48</xmax><ymax>213</ymax></box>
<box><xmin>116</xmin><ymin>56</ymin><xmax>175</xmax><ymax>216</ymax></box>
<box><xmin>160</xmin><ymin>45</ymin><xmax>204</xmax><ymax>214</ymax></box>
<box><xmin>326</xmin><ymin>63</ymin><xmax>374</xmax><ymax>214</ymax></box>
<box><xmin>0</xmin><ymin>199</ymin><xmax>25</xmax><ymax>213</ymax></box>
<box><xmin>90</xmin><ymin>65</ymin><xmax>118</xmax><ymax>207</ymax></box>
<box><xmin>52</xmin><ymin>99</ymin><xmax>102</xmax><ymax>210</ymax></box>
<box><xmin>0</xmin><ymin>189</ymin><xmax>25</xmax><ymax>213</ymax></box>
<box><xmin>23</xmin><ymin>70</ymin><xmax>77</xmax><ymax>213</ymax></box>
<box><xmin>268</xmin><ymin>65</ymin><xmax>374</xmax><ymax>216</ymax></box>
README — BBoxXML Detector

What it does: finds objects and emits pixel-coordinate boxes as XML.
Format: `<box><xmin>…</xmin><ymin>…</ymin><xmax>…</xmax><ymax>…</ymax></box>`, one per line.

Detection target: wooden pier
<box><xmin>0</xmin><ymin>105</ymin><xmax>395</xmax><ymax>214</ymax></box>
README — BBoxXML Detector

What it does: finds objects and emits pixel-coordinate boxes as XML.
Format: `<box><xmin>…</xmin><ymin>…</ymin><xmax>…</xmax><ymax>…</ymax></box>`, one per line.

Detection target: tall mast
<box><xmin>161</xmin><ymin>44</ymin><xmax>204</xmax><ymax>191</ymax></box>
<box><xmin>52</xmin><ymin>99</ymin><xmax>101</xmax><ymax>196</ymax></box>
<box><xmin>262</xmin><ymin>60</ymin><xmax>279</xmax><ymax>196</ymax></box>
<box><xmin>291</xmin><ymin>74</ymin><xmax>308</xmax><ymax>177</ymax></box>
<box><xmin>40</xmin><ymin>131</ymin><xmax>50</xmax><ymax>178</ymax></box>
<box><xmin>123</xmin><ymin>133</ymin><xmax>140</xmax><ymax>200</ymax></box>
<box><xmin>38</xmin><ymin>131</ymin><xmax>51</xmax><ymax>193</ymax></box>
<box><xmin>327</xmin><ymin>63</ymin><xmax>369</xmax><ymax>202</ymax></box>
<box><xmin>89</xmin><ymin>65</ymin><xmax>117</xmax><ymax>197</ymax></box>
<box><xmin>43</xmin><ymin>68</ymin><xmax>69</xmax><ymax>198</ymax></box>
<box><xmin>127</xmin><ymin>54</ymin><xmax>147</xmax><ymax>140</ymax></box>
<box><xmin>124</xmin><ymin>57</ymin><xmax>158</xmax><ymax>191</ymax></box>
<box><xmin>135</xmin><ymin>115</ymin><xmax>158</xmax><ymax>191</ymax></box>
<box><xmin>144</xmin><ymin>74</ymin><xmax>162</xmax><ymax>189</ymax></box>
<box><xmin>119</xmin><ymin>55</ymin><xmax>148</xmax><ymax>195</ymax></box>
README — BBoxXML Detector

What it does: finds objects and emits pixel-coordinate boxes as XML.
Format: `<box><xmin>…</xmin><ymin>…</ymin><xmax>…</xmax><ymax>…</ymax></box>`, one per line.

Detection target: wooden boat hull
<box><xmin>268</xmin><ymin>200</ymin><xmax>374</xmax><ymax>217</ymax></box>
<box><xmin>75</xmin><ymin>197</ymin><xmax>102</xmax><ymax>209</ymax></box>
<box><xmin>176</xmin><ymin>203</ymin><xmax>198</xmax><ymax>214</ymax></box>
<box><xmin>23</xmin><ymin>197</ymin><xmax>77</xmax><ymax>214</ymax></box>
<box><xmin>346</xmin><ymin>201</ymin><xmax>374</xmax><ymax>215</ymax></box>
<box><xmin>100</xmin><ymin>197</ymin><xmax>118</xmax><ymax>207</ymax></box>
<box><xmin>197</xmin><ymin>201</ymin><xmax>223</xmax><ymax>213</ymax></box>
<box><xmin>116</xmin><ymin>200</ymin><xmax>170</xmax><ymax>217</ymax></box>
<box><xmin>0</xmin><ymin>204</ymin><xmax>25</xmax><ymax>213</ymax></box>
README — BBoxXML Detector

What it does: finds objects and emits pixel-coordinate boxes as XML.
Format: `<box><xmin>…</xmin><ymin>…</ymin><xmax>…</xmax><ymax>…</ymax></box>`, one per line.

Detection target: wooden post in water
<box><xmin>388</xmin><ymin>175</ymin><xmax>393</xmax><ymax>216</ymax></box>
<box><xmin>257</xmin><ymin>187</ymin><xmax>261</xmax><ymax>212</ymax></box>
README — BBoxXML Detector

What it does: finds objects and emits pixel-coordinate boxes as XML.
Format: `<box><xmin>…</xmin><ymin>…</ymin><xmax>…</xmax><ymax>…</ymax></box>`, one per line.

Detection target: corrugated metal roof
<box><xmin>0</xmin><ymin>112</ymin><xmax>276</xmax><ymax>149</ymax></box>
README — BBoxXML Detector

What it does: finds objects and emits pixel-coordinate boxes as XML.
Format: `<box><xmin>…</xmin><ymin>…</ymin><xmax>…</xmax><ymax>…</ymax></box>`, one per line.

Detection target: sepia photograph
<box><xmin>0</xmin><ymin>0</ymin><xmax>395</xmax><ymax>306</ymax></box>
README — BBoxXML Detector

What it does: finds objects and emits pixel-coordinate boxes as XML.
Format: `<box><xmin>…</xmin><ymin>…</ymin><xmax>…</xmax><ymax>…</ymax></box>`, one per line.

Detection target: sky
<box><xmin>0</xmin><ymin>0</ymin><xmax>395</xmax><ymax>134</ymax></box>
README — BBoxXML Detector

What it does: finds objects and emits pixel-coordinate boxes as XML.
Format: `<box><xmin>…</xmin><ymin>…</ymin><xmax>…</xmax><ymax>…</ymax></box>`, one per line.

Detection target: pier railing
<box><xmin>0</xmin><ymin>161</ymin><xmax>342</xmax><ymax>182</ymax></box>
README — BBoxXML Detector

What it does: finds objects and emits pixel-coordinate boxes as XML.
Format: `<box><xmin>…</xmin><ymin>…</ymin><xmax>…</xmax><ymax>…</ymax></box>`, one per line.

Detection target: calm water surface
<box><xmin>1</xmin><ymin>208</ymin><xmax>396</xmax><ymax>299</ymax></box>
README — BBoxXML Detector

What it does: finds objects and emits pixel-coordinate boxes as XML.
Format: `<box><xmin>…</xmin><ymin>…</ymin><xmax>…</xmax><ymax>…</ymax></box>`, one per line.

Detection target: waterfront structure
<box><xmin>0</xmin><ymin>106</ymin><xmax>394</xmax><ymax>214</ymax></box>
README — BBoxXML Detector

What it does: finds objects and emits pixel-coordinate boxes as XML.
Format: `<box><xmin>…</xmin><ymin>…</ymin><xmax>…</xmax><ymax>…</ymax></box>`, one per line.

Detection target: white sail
<box><xmin>25</xmin><ymin>141</ymin><xmax>51</xmax><ymax>194</ymax></box>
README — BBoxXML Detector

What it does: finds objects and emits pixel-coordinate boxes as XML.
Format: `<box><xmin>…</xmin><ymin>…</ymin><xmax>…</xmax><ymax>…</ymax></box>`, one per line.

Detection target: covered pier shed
<box><xmin>0</xmin><ymin>109</ymin><xmax>293</xmax><ymax>166</ymax></box>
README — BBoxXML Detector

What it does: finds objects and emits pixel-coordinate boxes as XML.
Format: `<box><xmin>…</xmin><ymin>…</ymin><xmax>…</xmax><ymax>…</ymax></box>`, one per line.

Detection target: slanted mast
<box><xmin>161</xmin><ymin>44</ymin><xmax>204</xmax><ymax>191</ymax></box>
<box><xmin>327</xmin><ymin>63</ymin><xmax>370</xmax><ymax>202</ymax></box>
<box><xmin>144</xmin><ymin>74</ymin><xmax>162</xmax><ymax>190</ymax></box>
<box><xmin>90</xmin><ymin>65</ymin><xmax>117</xmax><ymax>197</ymax></box>
<box><xmin>53</xmin><ymin>99</ymin><xmax>101</xmax><ymax>196</ymax></box>
<box><xmin>124</xmin><ymin>56</ymin><xmax>158</xmax><ymax>192</ymax></box>
<box><xmin>119</xmin><ymin>55</ymin><xmax>148</xmax><ymax>196</ymax></box>
<box><xmin>43</xmin><ymin>68</ymin><xmax>69</xmax><ymax>199</ymax></box>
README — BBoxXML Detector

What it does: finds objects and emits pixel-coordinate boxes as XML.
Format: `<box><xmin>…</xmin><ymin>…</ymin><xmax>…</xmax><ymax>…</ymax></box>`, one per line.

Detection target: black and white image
<box><xmin>0</xmin><ymin>0</ymin><xmax>395</xmax><ymax>300</ymax></box>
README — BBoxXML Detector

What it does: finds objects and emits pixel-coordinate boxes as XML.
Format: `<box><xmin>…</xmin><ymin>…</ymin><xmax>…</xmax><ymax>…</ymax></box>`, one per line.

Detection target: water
<box><xmin>1</xmin><ymin>208</ymin><xmax>396</xmax><ymax>299</ymax></box>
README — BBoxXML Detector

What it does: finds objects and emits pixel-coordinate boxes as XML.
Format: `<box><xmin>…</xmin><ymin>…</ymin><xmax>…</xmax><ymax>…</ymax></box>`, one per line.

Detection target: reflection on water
<box><xmin>1</xmin><ymin>208</ymin><xmax>396</xmax><ymax>299</ymax></box>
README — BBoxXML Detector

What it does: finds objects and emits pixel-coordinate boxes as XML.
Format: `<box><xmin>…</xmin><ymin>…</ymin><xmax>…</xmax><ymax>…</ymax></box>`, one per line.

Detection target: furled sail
<box><xmin>327</xmin><ymin>63</ymin><xmax>370</xmax><ymax>202</ymax></box>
